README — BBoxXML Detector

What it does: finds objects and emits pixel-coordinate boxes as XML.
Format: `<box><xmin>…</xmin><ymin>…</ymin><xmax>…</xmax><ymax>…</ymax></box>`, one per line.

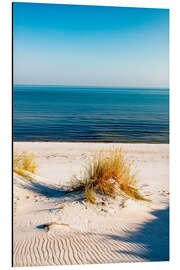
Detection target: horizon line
<box><xmin>13</xmin><ymin>84</ymin><xmax>169</xmax><ymax>90</ymax></box>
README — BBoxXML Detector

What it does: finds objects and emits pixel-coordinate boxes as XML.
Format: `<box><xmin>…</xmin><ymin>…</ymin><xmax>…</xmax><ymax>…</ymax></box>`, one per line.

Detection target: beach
<box><xmin>13</xmin><ymin>142</ymin><xmax>169</xmax><ymax>267</ymax></box>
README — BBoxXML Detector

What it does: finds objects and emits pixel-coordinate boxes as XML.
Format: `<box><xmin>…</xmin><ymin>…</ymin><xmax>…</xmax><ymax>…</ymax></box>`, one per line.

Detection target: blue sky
<box><xmin>13</xmin><ymin>3</ymin><xmax>169</xmax><ymax>88</ymax></box>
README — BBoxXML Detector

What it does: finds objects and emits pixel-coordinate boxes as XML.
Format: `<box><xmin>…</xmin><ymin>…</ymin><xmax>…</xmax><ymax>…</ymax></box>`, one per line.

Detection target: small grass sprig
<box><xmin>13</xmin><ymin>151</ymin><xmax>38</xmax><ymax>179</ymax></box>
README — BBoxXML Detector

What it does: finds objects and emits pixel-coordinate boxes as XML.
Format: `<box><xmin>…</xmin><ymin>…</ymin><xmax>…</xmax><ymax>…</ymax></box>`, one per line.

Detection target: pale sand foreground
<box><xmin>13</xmin><ymin>142</ymin><xmax>169</xmax><ymax>267</ymax></box>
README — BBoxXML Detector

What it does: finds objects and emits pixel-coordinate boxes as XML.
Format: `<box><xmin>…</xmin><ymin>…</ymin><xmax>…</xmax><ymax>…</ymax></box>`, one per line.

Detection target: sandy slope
<box><xmin>13</xmin><ymin>142</ymin><xmax>169</xmax><ymax>267</ymax></box>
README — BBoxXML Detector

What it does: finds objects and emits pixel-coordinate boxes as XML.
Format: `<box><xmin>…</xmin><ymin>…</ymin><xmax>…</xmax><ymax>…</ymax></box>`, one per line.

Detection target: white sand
<box><xmin>13</xmin><ymin>142</ymin><xmax>169</xmax><ymax>267</ymax></box>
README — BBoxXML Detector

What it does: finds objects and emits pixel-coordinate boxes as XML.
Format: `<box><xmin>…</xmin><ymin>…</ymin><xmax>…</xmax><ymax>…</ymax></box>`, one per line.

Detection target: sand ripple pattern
<box><xmin>13</xmin><ymin>209</ymin><xmax>169</xmax><ymax>268</ymax></box>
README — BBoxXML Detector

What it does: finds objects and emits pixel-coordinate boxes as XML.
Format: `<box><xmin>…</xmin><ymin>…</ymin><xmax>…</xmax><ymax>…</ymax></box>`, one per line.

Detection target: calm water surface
<box><xmin>13</xmin><ymin>85</ymin><xmax>169</xmax><ymax>143</ymax></box>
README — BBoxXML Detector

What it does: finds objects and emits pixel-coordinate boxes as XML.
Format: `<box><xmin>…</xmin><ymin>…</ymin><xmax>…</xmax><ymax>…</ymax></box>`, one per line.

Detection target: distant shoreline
<box><xmin>13</xmin><ymin>141</ymin><xmax>169</xmax><ymax>145</ymax></box>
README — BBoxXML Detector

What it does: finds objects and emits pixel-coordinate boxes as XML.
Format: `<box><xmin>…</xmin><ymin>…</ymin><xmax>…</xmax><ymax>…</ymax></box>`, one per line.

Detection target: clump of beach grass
<box><xmin>13</xmin><ymin>151</ymin><xmax>38</xmax><ymax>179</ymax></box>
<box><xmin>70</xmin><ymin>147</ymin><xmax>150</xmax><ymax>204</ymax></box>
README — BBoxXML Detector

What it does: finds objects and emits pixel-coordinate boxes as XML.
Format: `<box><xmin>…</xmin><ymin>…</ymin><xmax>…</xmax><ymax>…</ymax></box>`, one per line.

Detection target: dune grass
<box><xmin>13</xmin><ymin>151</ymin><xmax>38</xmax><ymax>179</ymax></box>
<box><xmin>71</xmin><ymin>147</ymin><xmax>150</xmax><ymax>204</ymax></box>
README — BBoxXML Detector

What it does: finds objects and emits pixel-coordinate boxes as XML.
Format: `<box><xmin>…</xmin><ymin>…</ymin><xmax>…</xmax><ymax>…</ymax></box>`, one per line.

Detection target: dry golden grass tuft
<box><xmin>71</xmin><ymin>147</ymin><xmax>150</xmax><ymax>204</ymax></box>
<box><xmin>13</xmin><ymin>151</ymin><xmax>38</xmax><ymax>179</ymax></box>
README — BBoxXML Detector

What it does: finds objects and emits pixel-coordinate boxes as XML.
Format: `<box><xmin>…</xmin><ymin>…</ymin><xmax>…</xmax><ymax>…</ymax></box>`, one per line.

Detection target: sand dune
<box><xmin>13</xmin><ymin>142</ymin><xmax>169</xmax><ymax>267</ymax></box>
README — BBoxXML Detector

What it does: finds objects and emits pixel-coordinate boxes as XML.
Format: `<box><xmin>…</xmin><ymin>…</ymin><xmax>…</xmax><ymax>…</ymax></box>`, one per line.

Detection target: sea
<box><xmin>13</xmin><ymin>85</ymin><xmax>169</xmax><ymax>143</ymax></box>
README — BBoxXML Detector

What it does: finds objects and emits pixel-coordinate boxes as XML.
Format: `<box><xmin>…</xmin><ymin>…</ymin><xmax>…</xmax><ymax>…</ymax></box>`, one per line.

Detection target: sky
<box><xmin>13</xmin><ymin>3</ymin><xmax>169</xmax><ymax>88</ymax></box>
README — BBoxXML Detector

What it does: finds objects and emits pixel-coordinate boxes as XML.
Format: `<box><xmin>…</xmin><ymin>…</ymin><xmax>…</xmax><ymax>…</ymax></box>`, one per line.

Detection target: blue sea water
<box><xmin>13</xmin><ymin>85</ymin><xmax>169</xmax><ymax>143</ymax></box>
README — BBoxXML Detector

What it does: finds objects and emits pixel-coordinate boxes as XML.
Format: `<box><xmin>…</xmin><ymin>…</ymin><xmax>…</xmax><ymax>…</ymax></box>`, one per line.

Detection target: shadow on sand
<box><xmin>104</xmin><ymin>206</ymin><xmax>169</xmax><ymax>262</ymax></box>
<box><xmin>14</xmin><ymin>172</ymin><xmax>83</xmax><ymax>201</ymax></box>
<box><xmin>21</xmin><ymin>180</ymin><xmax>67</xmax><ymax>198</ymax></box>
<box><xmin>14</xmin><ymin>172</ymin><xmax>68</xmax><ymax>198</ymax></box>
